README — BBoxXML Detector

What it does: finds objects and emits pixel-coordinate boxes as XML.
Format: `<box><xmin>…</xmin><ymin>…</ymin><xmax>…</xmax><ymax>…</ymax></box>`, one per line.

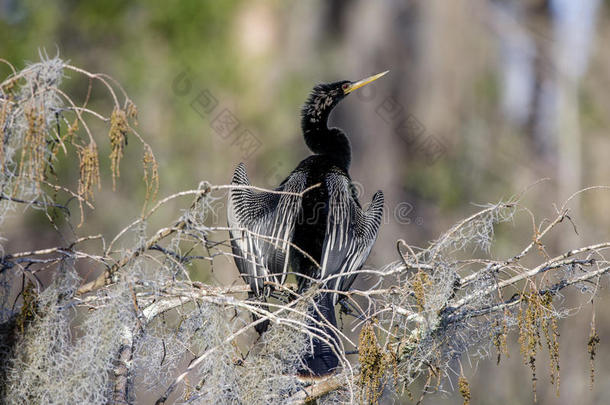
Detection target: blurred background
<box><xmin>1</xmin><ymin>0</ymin><xmax>609</xmax><ymax>403</ymax></box>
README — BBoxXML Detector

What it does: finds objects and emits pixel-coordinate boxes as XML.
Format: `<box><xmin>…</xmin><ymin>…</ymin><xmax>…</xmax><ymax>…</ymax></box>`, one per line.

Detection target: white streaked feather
<box><xmin>320</xmin><ymin>173</ymin><xmax>384</xmax><ymax>304</ymax></box>
<box><xmin>228</xmin><ymin>163</ymin><xmax>306</xmax><ymax>296</ymax></box>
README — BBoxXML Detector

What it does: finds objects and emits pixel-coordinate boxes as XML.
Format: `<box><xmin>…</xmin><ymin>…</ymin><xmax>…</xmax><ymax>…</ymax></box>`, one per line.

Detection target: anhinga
<box><xmin>227</xmin><ymin>71</ymin><xmax>387</xmax><ymax>377</ymax></box>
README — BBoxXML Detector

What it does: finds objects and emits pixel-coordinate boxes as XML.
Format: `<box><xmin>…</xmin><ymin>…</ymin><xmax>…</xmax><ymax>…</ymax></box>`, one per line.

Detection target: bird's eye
<box><xmin>342</xmin><ymin>83</ymin><xmax>350</xmax><ymax>91</ymax></box>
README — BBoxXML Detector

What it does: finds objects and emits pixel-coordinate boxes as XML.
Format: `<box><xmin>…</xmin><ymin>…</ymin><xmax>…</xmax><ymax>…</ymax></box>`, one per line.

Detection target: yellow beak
<box><xmin>344</xmin><ymin>70</ymin><xmax>389</xmax><ymax>94</ymax></box>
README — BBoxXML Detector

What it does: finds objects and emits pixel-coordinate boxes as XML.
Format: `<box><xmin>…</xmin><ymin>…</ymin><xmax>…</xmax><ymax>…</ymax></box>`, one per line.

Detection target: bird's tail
<box><xmin>248</xmin><ymin>292</ymin><xmax>270</xmax><ymax>335</ymax></box>
<box><xmin>298</xmin><ymin>292</ymin><xmax>340</xmax><ymax>377</ymax></box>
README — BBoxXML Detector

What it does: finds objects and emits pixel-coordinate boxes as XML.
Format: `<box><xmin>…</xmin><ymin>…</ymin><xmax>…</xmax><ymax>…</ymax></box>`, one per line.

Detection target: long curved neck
<box><xmin>301</xmin><ymin>105</ymin><xmax>352</xmax><ymax>171</ymax></box>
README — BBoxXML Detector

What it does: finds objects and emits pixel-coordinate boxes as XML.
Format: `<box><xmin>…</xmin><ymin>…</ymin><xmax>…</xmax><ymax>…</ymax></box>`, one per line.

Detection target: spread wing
<box><xmin>320</xmin><ymin>173</ymin><xmax>384</xmax><ymax>304</ymax></box>
<box><xmin>227</xmin><ymin>163</ymin><xmax>306</xmax><ymax>296</ymax></box>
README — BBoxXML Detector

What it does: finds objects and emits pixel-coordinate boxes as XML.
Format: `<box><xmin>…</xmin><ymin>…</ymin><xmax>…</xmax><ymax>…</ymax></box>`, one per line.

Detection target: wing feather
<box><xmin>227</xmin><ymin>163</ymin><xmax>305</xmax><ymax>296</ymax></box>
<box><xmin>320</xmin><ymin>173</ymin><xmax>384</xmax><ymax>303</ymax></box>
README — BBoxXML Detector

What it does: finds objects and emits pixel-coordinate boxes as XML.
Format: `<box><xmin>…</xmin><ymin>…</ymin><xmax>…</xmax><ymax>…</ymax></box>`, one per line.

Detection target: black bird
<box><xmin>227</xmin><ymin>71</ymin><xmax>387</xmax><ymax>376</ymax></box>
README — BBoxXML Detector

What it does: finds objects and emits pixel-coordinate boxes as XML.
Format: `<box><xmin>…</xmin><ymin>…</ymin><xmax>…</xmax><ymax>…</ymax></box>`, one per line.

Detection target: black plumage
<box><xmin>227</xmin><ymin>72</ymin><xmax>387</xmax><ymax>376</ymax></box>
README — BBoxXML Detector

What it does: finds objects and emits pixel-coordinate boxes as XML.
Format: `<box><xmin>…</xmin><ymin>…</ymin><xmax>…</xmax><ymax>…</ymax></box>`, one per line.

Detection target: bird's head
<box><xmin>302</xmin><ymin>71</ymin><xmax>389</xmax><ymax>126</ymax></box>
